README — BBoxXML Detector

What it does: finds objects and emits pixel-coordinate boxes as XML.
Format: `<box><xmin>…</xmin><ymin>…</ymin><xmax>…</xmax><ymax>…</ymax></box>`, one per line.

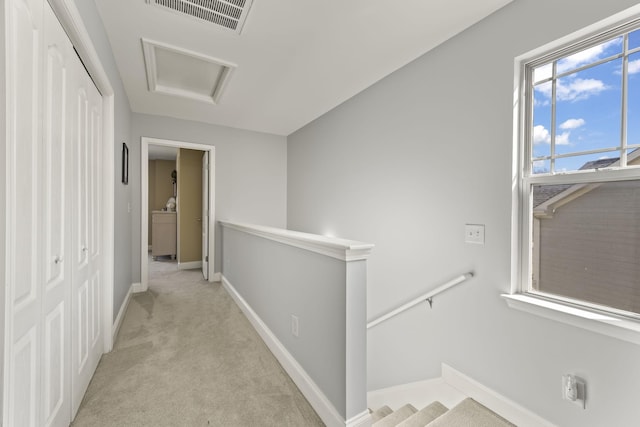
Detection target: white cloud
<box><xmin>533</xmin><ymin>125</ymin><xmax>551</xmax><ymax>144</ymax></box>
<box><xmin>560</xmin><ymin>118</ymin><xmax>585</xmax><ymax>129</ymax></box>
<box><xmin>534</xmin><ymin>77</ymin><xmax>607</xmax><ymax>102</ymax></box>
<box><xmin>533</xmin><ymin>125</ymin><xmax>571</xmax><ymax>145</ymax></box>
<box><xmin>557</xmin><ymin>78</ymin><xmax>607</xmax><ymax>101</ymax></box>
<box><xmin>629</xmin><ymin>59</ymin><xmax>640</xmax><ymax>75</ymax></box>
<box><xmin>557</xmin><ymin>38</ymin><xmax>622</xmax><ymax>74</ymax></box>
<box><xmin>556</xmin><ymin>132</ymin><xmax>571</xmax><ymax>145</ymax></box>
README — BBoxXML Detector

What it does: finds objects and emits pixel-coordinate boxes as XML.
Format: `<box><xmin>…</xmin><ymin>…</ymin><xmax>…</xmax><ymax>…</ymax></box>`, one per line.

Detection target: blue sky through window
<box><xmin>531</xmin><ymin>32</ymin><xmax>640</xmax><ymax>174</ymax></box>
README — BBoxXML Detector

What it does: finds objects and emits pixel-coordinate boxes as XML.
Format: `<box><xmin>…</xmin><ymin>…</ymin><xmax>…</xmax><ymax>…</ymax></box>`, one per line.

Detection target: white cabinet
<box><xmin>152</xmin><ymin>211</ymin><xmax>177</xmax><ymax>258</ymax></box>
<box><xmin>3</xmin><ymin>0</ymin><xmax>104</xmax><ymax>425</ymax></box>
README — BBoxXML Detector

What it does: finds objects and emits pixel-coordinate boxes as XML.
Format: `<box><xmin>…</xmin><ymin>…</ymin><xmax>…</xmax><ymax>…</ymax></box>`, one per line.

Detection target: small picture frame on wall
<box><xmin>122</xmin><ymin>142</ymin><xmax>129</xmax><ymax>185</ymax></box>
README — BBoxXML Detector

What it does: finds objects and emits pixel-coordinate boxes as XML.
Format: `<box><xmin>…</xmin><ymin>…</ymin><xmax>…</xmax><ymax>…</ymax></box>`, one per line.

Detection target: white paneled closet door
<box><xmin>4</xmin><ymin>0</ymin><xmax>104</xmax><ymax>425</ymax></box>
<box><xmin>70</xmin><ymin>42</ymin><xmax>104</xmax><ymax>416</ymax></box>
<box><xmin>41</xmin><ymin>3</ymin><xmax>75</xmax><ymax>426</ymax></box>
<box><xmin>4</xmin><ymin>0</ymin><xmax>44</xmax><ymax>425</ymax></box>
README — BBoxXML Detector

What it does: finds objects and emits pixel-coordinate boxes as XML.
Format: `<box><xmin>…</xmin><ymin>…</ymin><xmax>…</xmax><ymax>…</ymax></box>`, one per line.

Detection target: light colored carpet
<box><xmin>397</xmin><ymin>401</ymin><xmax>448</xmax><ymax>427</ymax></box>
<box><xmin>71</xmin><ymin>260</ymin><xmax>324</xmax><ymax>426</ymax></box>
<box><xmin>425</xmin><ymin>398</ymin><xmax>515</xmax><ymax>427</ymax></box>
<box><xmin>373</xmin><ymin>404</ymin><xmax>417</xmax><ymax>427</ymax></box>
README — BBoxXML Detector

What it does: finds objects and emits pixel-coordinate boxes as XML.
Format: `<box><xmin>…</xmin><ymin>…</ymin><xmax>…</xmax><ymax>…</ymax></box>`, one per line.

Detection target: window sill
<box><xmin>501</xmin><ymin>293</ymin><xmax>640</xmax><ymax>346</ymax></box>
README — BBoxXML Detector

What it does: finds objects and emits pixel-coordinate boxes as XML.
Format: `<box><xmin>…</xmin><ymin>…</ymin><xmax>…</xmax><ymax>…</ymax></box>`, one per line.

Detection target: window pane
<box><xmin>557</xmin><ymin>36</ymin><xmax>623</xmax><ymax>75</ymax></box>
<box><xmin>629</xmin><ymin>148</ymin><xmax>640</xmax><ymax>166</ymax></box>
<box><xmin>628</xmin><ymin>52</ymin><xmax>640</xmax><ymax>147</ymax></box>
<box><xmin>533</xmin><ymin>63</ymin><xmax>552</xmax><ymax>84</ymax></box>
<box><xmin>555</xmin><ymin>58</ymin><xmax>622</xmax><ymax>155</ymax></box>
<box><xmin>555</xmin><ymin>151</ymin><xmax>620</xmax><ymax>172</ymax></box>
<box><xmin>531</xmin><ymin>180</ymin><xmax>640</xmax><ymax>315</ymax></box>
<box><xmin>629</xmin><ymin>29</ymin><xmax>640</xmax><ymax>51</ymax></box>
<box><xmin>532</xmin><ymin>159</ymin><xmax>550</xmax><ymax>175</ymax></box>
<box><xmin>532</xmin><ymin>81</ymin><xmax>552</xmax><ymax>160</ymax></box>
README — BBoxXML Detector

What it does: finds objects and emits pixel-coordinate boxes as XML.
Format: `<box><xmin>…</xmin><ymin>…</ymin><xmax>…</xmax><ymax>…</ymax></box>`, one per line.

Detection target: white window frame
<box><xmin>505</xmin><ymin>4</ymin><xmax>640</xmax><ymax>346</ymax></box>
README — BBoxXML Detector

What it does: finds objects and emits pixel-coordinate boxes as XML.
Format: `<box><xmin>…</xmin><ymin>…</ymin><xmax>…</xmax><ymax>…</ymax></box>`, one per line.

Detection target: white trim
<box><xmin>510</xmin><ymin>2</ymin><xmax>640</xmax><ymax>338</ymax></box>
<box><xmin>141</xmin><ymin>38</ymin><xmax>236</xmax><ymax>105</ymax></box>
<box><xmin>112</xmin><ymin>284</ymin><xmax>133</xmax><ymax>343</ymax></box>
<box><xmin>442</xmin><ymin>363</ymin><xmax>556</xmax><ymax>427</ymax></box>
<box><xmin>177</xmin><ymin>261</ymin><xmax>202</xmax><ymax>270</ymax></box>
<box><xmin>221</xmin><ymin>275</ymin><xmax>348</xmax><ymax>427</ymax></box>
<box><xmin>345</xmin><ymin>410</ymin><xmax>371</xmax><ymax>427</ymax></box>
<box><xmin>131</xmin><ymin>282</ymin><xmax>145</xmax><ymax>294</ymax></box>
<box><xmin>219</xmin><ymin>221</ymin><xmax>374</xmax><ymax>262</ymax></box>
<box><xmin>48</xmin><ymin>0</ymin><xmax>115</xmax><ymax>352</ymax></box>
<box><xmin>141</xmin><ymin>137</ymin><xmax>216</xmax><ymax>292</ymax></box>
<box><xmin>502</xmin><ymin>294</ymin><xmax>640</xmax><ymax>346</ymax></box>
<box><xmin>212</xmin><ymin>272</ymin><xmax>221</xmax><ymax>282</ymax></box>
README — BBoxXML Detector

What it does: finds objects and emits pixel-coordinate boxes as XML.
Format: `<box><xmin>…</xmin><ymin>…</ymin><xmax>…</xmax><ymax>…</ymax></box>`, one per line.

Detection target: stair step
<box><xmin>373</xmin><ymin>404</ymin><xmax>417</xmax><ymax>427</ymax></box>
<box><xmin>397</xmin><ymin>401</ymin><xmax>448</xmax><ymax>427</ymax></box>
<box><xmin>371</xmin><ymin>405</ymin><xmax>393</xmax><ymax>423</ymax></box>
<box><xmin>425</xmin><ymin>398</ymin><xmax>515</xmax><ymax>427</ymax></box>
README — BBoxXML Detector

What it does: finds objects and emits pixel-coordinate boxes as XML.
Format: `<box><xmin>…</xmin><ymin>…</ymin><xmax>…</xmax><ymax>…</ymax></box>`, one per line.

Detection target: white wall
<box><xmin>287</xmin><ymin>1</ymin><xmax>640</xmax><ymax>425</ymax></box>
<box><xmin>72</xmin><ymin>0</ymin><xmax>133</xmax><ymax>322</ymax></box>
<box><xmin>131</xmin><ymin>113</ymin><xmax>287</xmax><ymax>278</ymax></box>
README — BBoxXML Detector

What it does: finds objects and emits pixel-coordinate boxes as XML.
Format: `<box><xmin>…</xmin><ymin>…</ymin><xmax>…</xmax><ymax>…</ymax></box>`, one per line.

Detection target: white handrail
<box><xmin>367</xmin><ymin>272</ymin><xmax>474</xmax><ymax>329</ymax></box>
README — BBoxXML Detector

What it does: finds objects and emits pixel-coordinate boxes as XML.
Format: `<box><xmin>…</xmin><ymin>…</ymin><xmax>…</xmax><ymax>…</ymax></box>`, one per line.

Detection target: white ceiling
<box><xmin>95</xmin><ymin>0</ymin><xmax>513</xmax><ymax>136</ymax></box>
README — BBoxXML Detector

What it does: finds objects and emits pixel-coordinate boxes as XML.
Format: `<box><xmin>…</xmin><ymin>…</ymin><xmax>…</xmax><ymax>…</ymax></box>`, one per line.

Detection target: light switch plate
<box><xmin>465</xmin><ymin>224</ymin><xmax>485</xmax><ymax>244</ymax></box>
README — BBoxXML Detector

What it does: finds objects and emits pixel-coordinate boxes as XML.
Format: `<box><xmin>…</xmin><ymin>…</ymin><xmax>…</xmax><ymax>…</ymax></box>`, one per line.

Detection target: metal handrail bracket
<box><xmin>367</xmin><ymin>272</ymin><xmax>474</xmax><ymax>329</ymax></box>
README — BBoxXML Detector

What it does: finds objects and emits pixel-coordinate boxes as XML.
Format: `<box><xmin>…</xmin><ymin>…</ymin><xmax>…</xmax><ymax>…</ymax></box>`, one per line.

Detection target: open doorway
<box><xmin>141</xmin><ymin>137</ymin><xmax>216</xmax><ymax>291</ymax></box>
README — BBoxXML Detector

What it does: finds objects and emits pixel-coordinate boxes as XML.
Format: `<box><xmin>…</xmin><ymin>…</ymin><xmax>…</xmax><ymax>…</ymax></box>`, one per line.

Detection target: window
<box><xmin>515</xmin><ymin>17</ymin><xmax>640</xmax><ymax>321</ymax></box>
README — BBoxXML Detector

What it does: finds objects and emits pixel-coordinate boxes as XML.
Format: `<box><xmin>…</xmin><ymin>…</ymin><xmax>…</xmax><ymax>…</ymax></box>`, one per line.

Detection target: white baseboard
<box><xmin>112</xmin><ymin>284</ymin><xmax>133</xmax><ymax>344</ymax></box>
<box><xmin>212</xmin><ymin>272</ymin><xmax>221</xmax><ymax>282</ymax></box>
<box><xmin>178</xmin><ymin>261</ymin><xmax>202</xmax><ymax>270</ymax></box>
<box><xmin>368</xmin><ymin>377</ymin><xmax>466</xmax><ymax>411</ymax></box>
<box><xmin>221</xmin><ymin>275</ymin><xmax>348</xmax><ymax>427</ymax></box>
<box><xmin>346</xmin><ymin>410</ymin><xmax>371</xmax><ymax>427</ymax></box>
<box><xmin>132</xmin><ymin>282</ymin><xmax>146</xmax><ymax>293</ymax></box>
<box><xmin>442</xmin><ymin>364</ymin><xmax>555</xmax><ymax>427</ymax></box>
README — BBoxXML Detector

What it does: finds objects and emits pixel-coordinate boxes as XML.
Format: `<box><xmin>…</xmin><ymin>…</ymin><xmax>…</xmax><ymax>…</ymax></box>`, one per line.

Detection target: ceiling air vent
<box><xmin>146</xmin><ymin>0</ymin><xmax>255</xmax><ymax>34</ymax></box>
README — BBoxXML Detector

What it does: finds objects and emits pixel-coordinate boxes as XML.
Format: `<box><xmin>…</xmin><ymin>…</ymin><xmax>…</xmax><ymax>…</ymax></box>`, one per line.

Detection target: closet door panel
<box><xmin>42</xmin><ymin>3</ymin><xmax>74</xmax><ymax>425</ymax></box>
<box><xmin>71</xmin><ymin>80</ymin><xmax>92</xmax><ymax>412</ymax></box>
<box><xmin>43</xmin><ymin>303</ymin><xmax>65</xmax><ymax>426</ymax></box>
<box><xmin>5</xmin><ymin>0</ymin><xmax>42</xmax><ymax>425</ymax></box>
<box><xmin>71</xmin><ymin>57</ymin><xmax>103</xmax><ymax>415</ymax></box>
<box><xmin>9</xmin><ymin>0</ymin><xmax>40</xmax><ymax>313</ymax></box>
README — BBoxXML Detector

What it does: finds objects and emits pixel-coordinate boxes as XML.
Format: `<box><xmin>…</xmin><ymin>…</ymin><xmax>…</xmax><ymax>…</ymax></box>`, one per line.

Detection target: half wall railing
<box><xmin>219</xmin><ymin>221</ymin><xmax>374</xmax><ymax>427</ymax></box>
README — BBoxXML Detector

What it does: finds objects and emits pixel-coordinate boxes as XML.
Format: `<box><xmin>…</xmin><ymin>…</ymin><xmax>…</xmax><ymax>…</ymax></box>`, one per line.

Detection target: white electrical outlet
<box><xmin>291</xmin><ymin>315</ymin><xmax>299</xmax><ymax>337</ymax></box>
<box><xmin>465</xmin><ymin>224</ymin><xmax>485</xmax><ymax>244</ymax></box>
<box><xmin>562</xmin><ymin>374</ymin><xmax>586</xmax><ymax>409</ymax></box>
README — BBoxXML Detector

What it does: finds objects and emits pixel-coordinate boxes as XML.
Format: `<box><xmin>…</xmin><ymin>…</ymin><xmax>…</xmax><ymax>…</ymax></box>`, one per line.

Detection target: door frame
<box><xmin>47</xmin><ymin>0</ymin><xmax>115</xmax><ymax>355</ymax></box>
<box><xmin>141</xmin><ymin>137</ymin><xmax>216</xmax><ymax>291</ymax></box>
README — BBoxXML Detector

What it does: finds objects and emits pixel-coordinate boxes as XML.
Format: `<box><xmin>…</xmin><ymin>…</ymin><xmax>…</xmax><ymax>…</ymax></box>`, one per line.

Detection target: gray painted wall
<box><xmin>0</xmin><ymin>1</ymin><xmax>5</xmax><ymax>417</ymax></box>
<box><xmin>287</xmin><ymin>1</ymin><xmax>640</xmax><ymax>425</ymax></box>
<box><xmin>131</xmin><ymin>113</ymin><xmax>287</xmax><ymax>280</ymax></box>
<box><xmin>221</xmin><ymin>226</ymin><xmax>367</xmax><ymax>420</ymax></box>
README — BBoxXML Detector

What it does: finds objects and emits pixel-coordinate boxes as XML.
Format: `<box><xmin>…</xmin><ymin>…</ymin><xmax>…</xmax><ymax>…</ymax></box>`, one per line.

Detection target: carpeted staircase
<box><xmin>370</xmin><ymin>398</ymin><xmax>516</xmax><ymax>427</ymax></box>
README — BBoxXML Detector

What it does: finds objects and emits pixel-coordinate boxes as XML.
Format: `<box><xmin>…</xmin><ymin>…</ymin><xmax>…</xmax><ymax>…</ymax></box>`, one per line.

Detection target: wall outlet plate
<box><xmin>562</xmin><ymin>374</ymin><xmax>586</xmax><ymax>409</ymax></box>
<box><xmin>465</xmin><ymin>224</ymin><xmax>485</xmax><ymax>244</ymax></box>
<box><xmin>291</xmin><ymin>315</ymin><xmax>299</xmax><ymax>337</ymax></box>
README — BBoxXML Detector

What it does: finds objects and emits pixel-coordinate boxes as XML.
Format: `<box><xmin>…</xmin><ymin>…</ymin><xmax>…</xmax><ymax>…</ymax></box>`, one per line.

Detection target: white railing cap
<box><xmin>219</xmin><ymin>220</ymin><xmax>374</xmax><ymax>261</ymax></box>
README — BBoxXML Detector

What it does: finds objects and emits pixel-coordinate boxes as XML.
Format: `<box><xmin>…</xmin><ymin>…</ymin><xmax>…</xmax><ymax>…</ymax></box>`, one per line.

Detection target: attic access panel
<box><xmin>146</xmin><ymin>0</ymin><xmax>255</xmax><ymax>34</ymax></box>
<box><xmin>142</xmin><ymin>39</ymin><xmax>236</xmax><ymax>105</ymax></box>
